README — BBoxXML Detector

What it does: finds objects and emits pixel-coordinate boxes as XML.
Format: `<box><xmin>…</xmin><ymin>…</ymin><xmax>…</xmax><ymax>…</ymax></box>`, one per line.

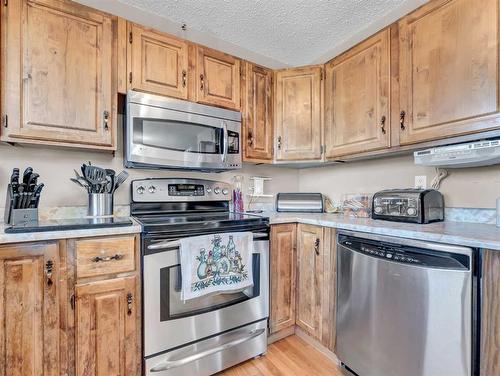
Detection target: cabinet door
<box><xmin>242</xmin><ymin>62</ymin><xmax>273</xmax><ymax>162</ymax></box>
<box><xmin>196</xmin><ymin>46</ymin><xmax>241</xmax><ymax>110</ymax></box>
<box><xmin>325</xmin><ymin>30</ymin><xmax>390</xmax><ymax>158</ymax></box>
<box><xmin>399</xmin><ymin>0</ymin><xmax>500</xmax><ymax>145</ymax></box>
<box><xmin>0</xmin><ymin>242</ymin><xmax>61</xmax><ymax>375</ymax></box>
<box><xmin>75</xmin><ymin>276</ymin><xmax>138</xmax><ymax>376</ymax></box>
<box><xmin>296</xmin><ymin>224</ymin><xmax>324</xmax><ymax>339</ymax></box>
<box><xmin>481</xmin><ymin>250</ymin><xmax>500</xmax><ymax>375</ymax></box>
<box><xmin>269</xmin><ymin>224</ymin><xmax>297</xmax><ymax>334</ymax></box>
<box><xmin>129</xmin><ymin>24</ymin><xmax>189</xmax><ymax>99</ymax></box>
<box><xmin>1</xmin><ymin>0</ymin><xmax>116</xmax><ymax>149</ymax></box>
<box><xmin>275</xmin><ymin>66</ymin><xmax>322</xmax><ymax>161</ymax></box>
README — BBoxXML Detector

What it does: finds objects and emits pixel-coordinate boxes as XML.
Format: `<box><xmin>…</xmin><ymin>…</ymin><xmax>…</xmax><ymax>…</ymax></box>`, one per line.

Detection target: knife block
<box><xmin>4</xmin><ymin>185</ymin><xmax>39</xmax><ymax>225</ymax></box>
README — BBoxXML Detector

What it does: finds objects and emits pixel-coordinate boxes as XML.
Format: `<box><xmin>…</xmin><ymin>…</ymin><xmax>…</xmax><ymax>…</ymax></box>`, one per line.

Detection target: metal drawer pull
<box><xmin>91</xmin><ymin>254</ymin><xmax>123</xmax><ymax>263</ymax></box>
<box><xmin>150</xmin><ymin>328</ymin><xmax>265</xmax><ymax>372</ymax></box>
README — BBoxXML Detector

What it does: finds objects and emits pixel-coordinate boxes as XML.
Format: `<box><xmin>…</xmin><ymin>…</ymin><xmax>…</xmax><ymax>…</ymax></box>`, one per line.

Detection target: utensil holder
<box><xmin>4</xmin><ymin>185</ymin><xmax>40</xmax><ymax>225</ymax></box>
<box><xmin>88</xmin><ymin>193</ymin><xmax>113</xmax><ymax>217</ymax></box>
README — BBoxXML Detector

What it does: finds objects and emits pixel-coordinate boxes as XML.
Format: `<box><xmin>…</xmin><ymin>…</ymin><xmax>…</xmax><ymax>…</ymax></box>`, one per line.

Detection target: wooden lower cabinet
<box><xmin>481</xmin><ymin>249</ymin><xmax>500</xmax><ymax>375</ymax></box>
<box><xmin>296</xmin><ymin>224</ymin><xmax>324</xmax><ymax>340</ymax></box>
<box><xmin>269</xmin><ymin>224</ymin><xmax>297</xmax><ymax>334</ymax></box>
<box><xmin>75</xmin><ymin>276</ymin><xmax>138</xmax><ymax>376</ymax></box>
<box><xmin>270</xmin><ymin>224</ymin><xmax>336</xmax><ymax>351</ymax></box>
<box><xmin>0</xmin><ymin>241</ymin><xmax>63</xmax><ymax>375</ymax></box>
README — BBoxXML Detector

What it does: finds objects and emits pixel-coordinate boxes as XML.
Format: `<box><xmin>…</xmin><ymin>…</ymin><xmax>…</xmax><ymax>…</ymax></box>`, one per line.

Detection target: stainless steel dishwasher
<box><xmin>336</xmin><ymin>230</ymin><xmax>476</xmax><ymax>376</ymax></box>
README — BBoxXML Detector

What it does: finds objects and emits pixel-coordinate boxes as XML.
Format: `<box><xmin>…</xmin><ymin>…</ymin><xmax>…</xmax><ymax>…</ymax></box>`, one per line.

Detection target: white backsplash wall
<box><xmin>0</xmin><ymin>123</ymin><xmax>297</xmax><ymax>212</ymax></box>
<box><xmin>299</xmin><ymin>154</ymin><xmax>500</xmax><ymax>209</ymax></box>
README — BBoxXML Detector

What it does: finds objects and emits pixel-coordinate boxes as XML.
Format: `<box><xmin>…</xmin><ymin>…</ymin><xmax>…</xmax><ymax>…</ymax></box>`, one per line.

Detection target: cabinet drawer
<box><xmin>76</xmin><ymin>236</ymin><xmax>136</xmax><ymax>279</ymax></box>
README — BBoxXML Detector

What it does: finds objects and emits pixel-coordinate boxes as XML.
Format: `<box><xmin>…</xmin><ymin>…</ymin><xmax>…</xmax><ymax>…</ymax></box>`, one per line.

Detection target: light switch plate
<box><xmin>415</xmin><ymin>175</ymin><xmax>427</xmax><ymax>189</ymax></box>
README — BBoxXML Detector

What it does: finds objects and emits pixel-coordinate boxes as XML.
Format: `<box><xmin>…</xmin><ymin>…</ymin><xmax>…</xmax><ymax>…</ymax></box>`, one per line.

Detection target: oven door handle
<box><xmin>148</xmin><ymin>233</ymin><xmax>268</xmax><ymax>251</ymax></box>
<box><xmin>148</xmin><ymin>240</ymin><xmax>180</xmax><ymax>251</ymax></box>
<box><xmin>149</xmin><ymin>328</ymin><xmax>265</xmax><ymax>372</ymax></box>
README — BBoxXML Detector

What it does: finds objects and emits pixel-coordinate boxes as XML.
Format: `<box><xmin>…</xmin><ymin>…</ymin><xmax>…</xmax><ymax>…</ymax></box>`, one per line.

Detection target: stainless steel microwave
<box><xmin>125</xmin><ymin>91</ymin><xmax>242</xmax><ymax>171</ymax></box>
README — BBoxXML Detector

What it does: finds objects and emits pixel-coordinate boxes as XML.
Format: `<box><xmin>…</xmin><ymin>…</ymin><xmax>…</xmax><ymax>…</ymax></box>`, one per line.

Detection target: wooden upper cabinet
<box><xmin>0</xmin><ymin>242</ymin><xmax>62</xmax><ymax>376</ymax></box>
<box><xmin>275</xmin><ymin>66</ymin><xmax>322</xmax><ymax>161</ymax></box>
<box><xmin>1</xmin><ymin>0</ymin><xmax>117</xmax><ymax>150</ymax></box>
<box><xmin>129</xmin><ymin>23</ymin><xmax>189</xmax><ymax>99</ymax></box>
<box><xmin>399</xmin><ymin>0</ymin><xmax>500</xmax><ymax>145</ymax></box>
<box><xmin>75</xmin><ymin>276</ymin><xmax>138</xmax><ymax>376</ymax></box>
<box><xmin>270</xmin><ymin>224</ymin><xmax>297</xmax><ymax>334</ymax></box>
<box><xmin>242</xmin><ymin>62</ymin><xmax>273</xmax><ymax>162</ymax></box>
<box><xmin>296</xmin><ymin>224</ymin><xmax>324</xmax><ymax>339</ymax></box>
<box><xmin>196</xmin><ymin>46</ymin><xmax>241</xmax><ymax>110</ymax></box>
<box><xmin>325</xmin><ymin>29</ymin><xmax>391</xmax><ymax>158</ymax></box>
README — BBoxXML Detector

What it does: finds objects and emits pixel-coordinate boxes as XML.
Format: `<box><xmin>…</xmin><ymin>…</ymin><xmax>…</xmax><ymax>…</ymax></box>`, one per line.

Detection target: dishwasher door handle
<box><xmin>149</xmin><ymin>328</ymin><xmax>265</xmax><ymax>372</ymax></box>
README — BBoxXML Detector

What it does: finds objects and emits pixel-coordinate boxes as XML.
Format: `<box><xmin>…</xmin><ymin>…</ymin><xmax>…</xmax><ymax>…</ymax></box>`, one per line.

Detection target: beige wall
<box><xmin>299</xmin><ymin>154</ymin><xmax>500</xmax><ymax>209</ymax></box>
<box><xmin>2</xmin><ymin>129</ymin><xmax>499</xmax><ymax>212</ymax></box>
<box><xmin>0</xmin><ymin>125</ymin><xmax>297</xmax><ymax>210</ymax></box>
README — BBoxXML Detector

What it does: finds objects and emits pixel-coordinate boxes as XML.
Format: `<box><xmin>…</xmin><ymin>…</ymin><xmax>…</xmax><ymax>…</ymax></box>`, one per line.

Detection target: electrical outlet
<box><xmin>415</xmin><ymin>175</ymin><xmax>427</xmax><ymax>189</ymax></box>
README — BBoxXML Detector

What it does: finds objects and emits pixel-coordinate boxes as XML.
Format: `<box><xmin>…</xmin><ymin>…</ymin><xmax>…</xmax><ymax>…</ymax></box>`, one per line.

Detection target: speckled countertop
<box><xmin>267</xmin><ymin>212</ymin><xmax>500</xmax><ymax>250</ymax></box>
<box><xmin>0</xmin><ymin>218</ymin><xmax>142</xmax><ymax>245</ymax></box>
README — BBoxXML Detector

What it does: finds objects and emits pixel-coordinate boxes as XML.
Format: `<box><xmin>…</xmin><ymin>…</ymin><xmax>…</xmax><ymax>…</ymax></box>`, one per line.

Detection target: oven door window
<box><xmin>133</xmin><ymin>118</ymin><xmax>223</xmax><ymax>154</ymax></box>
<box><xmin>160</xmin><ymin>254</ymin><xmax>260</xmax><ymax>321</ymax></box>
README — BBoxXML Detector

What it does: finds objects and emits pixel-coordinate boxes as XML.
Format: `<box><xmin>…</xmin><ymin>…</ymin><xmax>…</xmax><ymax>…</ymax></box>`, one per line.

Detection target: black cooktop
<box><xmin>4</xmin><ymin>217</ymin><xmax>133</xmax><ymax>233</ymax></box>
<box><xmin>134</xmin><ymin>211</ymin><xmax>269</xmax><ymax>235</ymax></box>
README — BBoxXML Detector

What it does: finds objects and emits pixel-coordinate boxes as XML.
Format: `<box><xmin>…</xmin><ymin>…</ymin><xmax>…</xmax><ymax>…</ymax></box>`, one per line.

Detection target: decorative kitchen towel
<box><xmin>180</xmin><ymin>232</ymin><xmax>254</xmax><ymax>301</ymax></box>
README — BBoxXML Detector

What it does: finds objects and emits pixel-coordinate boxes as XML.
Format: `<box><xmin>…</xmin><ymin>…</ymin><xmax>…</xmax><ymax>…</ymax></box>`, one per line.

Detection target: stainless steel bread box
<box><xmin>276</xmin><ymin>193</ymin><xmax>324</xmax><ymax>213</ymax></box>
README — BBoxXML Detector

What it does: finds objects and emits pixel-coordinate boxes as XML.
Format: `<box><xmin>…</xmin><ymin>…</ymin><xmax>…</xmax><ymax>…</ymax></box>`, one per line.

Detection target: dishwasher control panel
<box><xmin>338</xmin><ymin>234</ymin><xmax>470</xmax><ymax>270</ymax></box>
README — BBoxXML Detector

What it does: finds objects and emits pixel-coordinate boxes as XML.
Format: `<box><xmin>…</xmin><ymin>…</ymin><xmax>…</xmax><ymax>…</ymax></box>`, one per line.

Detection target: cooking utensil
<box><xmin>105</xmin><ymin>169</ymin><xmax>115</xmax><ymax>194</ymax></box>
<box><xmin>113</xmin><ymin>170</ymin><xmax>129</xmax><ymax>193</ymax></box>
<box><xmin>71</xmin><ymin>178</ymin><xmax>89</xmax><ymax>192</ymax></box>
<box><xmin>84</xmin><ymin>165</ymin><xmax>107</xmax><ymax>193</ymax></box>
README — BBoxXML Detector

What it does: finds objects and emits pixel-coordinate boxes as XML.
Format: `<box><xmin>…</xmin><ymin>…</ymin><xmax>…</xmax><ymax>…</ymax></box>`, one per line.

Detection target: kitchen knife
<box><xmin>22</xmin><ymin>167</ymin><xmax>33</xmax><ymax>185</ymax></box>
<box><xmin>31</xmin><ymin>183</ymin><xmax>44</xmax><ymax>208</ymax></box>
<box><xmin>27</xmin><ymin>173</ymin><xmax>39</xmax><ymax>189</ymax></box>
<box><xmin>10</xmin><ymin>168</ymin><xmax>19</xmax><ymax>185</ymax></box>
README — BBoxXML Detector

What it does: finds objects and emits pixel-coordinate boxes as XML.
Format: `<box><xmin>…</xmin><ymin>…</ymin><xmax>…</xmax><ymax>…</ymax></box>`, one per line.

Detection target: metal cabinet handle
<box><xmin>91</xmin><ymin>254</ymin><xmax>123</xmax><ymax>263</ymax></box>
<box><xmin>182</xmin><ymin>70</ymin><xmax>187</xmax><ymax>88</ymax></box>
<box><xmin>248</xmin><ymin>130</ymin><xmax>254</xmax><ymax>146</ymax></box>
<box><xmin>70</xmin><ymin>294</ymin><xmax>76</xmax><ymax>311</ymax></box>
<box><xmin>277</xmin><ymin>136</ymin><xmax>282</xmax><ymax>150</ymax></box>
<box><xmin>400</xmin><ymin>111</ymin><xmax>406</xmax><ymax>130</ymax></box>
<box><xmin>200</xmin><ymin>74</ymin><xmax>204</xmax><ymax>91</ymax></box>
<box><xmin>380</xmin><ymin>115</ymin><xmax>386</xmax><ymax>134</ymax></box>
<box><xmin>150</xmin><ymin>328</ymin><xmax>265</xmax><ymax>372</ymax></box>
<box><xmin>314</xmin><ymin>238</ymin><xmax>320</xmax><ymax>256</ymax></box>
<box><xmin>45</xmin><ymin>260</ymin><xmax>54</xmax><ymax>287</ymax></box>
<box><xmin>127</xmin><ymin>293</ymin><xmax>133</xmax><ymax>316</ymax></box>
<box><xmin>103</xmin><ymin>110</ymin><xmax>110</xmax><ymax>131</ymax></box>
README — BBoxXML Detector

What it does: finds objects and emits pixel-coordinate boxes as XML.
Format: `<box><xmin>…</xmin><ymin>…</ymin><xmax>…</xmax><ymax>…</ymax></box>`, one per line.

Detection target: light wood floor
<box><xmin>218</xmin><ymin>335</ymin><xmax>344</xmax><ymax>376</ymax></box>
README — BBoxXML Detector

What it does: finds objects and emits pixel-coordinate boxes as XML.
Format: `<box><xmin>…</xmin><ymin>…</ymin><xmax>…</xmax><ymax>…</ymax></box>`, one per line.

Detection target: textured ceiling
<box><xmin>115</xmin><ymin>0</ymin><xmax>425</xmax><ymax>66</ymax></box>
<box><xmin>76</xmin><ymin>0</ymin><xmax>427</xmax><ymax>67</ymax></box>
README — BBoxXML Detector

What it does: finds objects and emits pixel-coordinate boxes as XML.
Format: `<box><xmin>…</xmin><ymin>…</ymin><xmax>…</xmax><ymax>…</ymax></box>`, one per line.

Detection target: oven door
<box><xmin>143</xmin><ymin>232</ymin><xmax>269</xmax><ymax>358</ymax></box>
<box><xmin>125</xmin><ymin>92</ymin><xmax>241</xmax><ymax>171</ymax></box>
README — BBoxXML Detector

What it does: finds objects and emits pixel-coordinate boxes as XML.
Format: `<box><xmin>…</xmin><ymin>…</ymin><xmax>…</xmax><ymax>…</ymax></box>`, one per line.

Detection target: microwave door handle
<box><xmin>222</xmin><ymin>121</ymin><xmax>228</xmax><ymax>163</ymax></box>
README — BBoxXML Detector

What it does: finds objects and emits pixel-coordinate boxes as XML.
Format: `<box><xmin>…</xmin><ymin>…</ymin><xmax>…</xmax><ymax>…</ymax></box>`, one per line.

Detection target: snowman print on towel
<box><xmin>193</xmin><ymin>235</ymin><xmax>248</xmax><ymax>292</ymax></box>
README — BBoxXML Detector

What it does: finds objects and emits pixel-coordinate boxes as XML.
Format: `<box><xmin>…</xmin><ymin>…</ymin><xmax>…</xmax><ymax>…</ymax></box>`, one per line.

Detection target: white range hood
<box><xmin>414</xmin><ymin>139</ymin><xmax>500</xmax><ymax>168</ymax></box>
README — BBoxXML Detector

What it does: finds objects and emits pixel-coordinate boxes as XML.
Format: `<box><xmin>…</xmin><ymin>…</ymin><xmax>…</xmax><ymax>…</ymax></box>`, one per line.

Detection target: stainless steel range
<box><xmin>131</xmin><ymin>178</ymin><xmax>269</xmax><ymax>376</ymax></box>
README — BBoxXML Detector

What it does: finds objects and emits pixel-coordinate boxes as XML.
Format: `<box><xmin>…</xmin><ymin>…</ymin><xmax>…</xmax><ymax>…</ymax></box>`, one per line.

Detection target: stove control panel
<box><xmin>132</xmin><ymin>179</ymin><xmax>232</xmax><ymax>202</ymax></box>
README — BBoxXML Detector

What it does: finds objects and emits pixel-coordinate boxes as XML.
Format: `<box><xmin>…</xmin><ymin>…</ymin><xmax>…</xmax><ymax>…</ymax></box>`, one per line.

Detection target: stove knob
<box><xmin>374</xmin><ymin>206</ymin><xmax>383</xmax><ymax>214</ymax></box>
<box><xmin>206</xmin><ymin>187</ymin><xmax>212</xmax><ymax>193</ymax></box>
<box><xmin>148</xmin><ymin>185</ymin><xmax>156</xmax><ymax>194</ymax></box>
<box><xmin>407</xmin><ymin>208</ymin><xmax>416</xmax><ymax>216</ymax></box>
<box><xmin>214</xmin><ymin>187</ymin><xmax>221</xmax><ymax>194</ymax></box>
<box><xmin>137</xmin><ymin>186</ymin><xmax>145</xmax><ymax>195</ymax></box>
<box><xmin>222</xmin><ymin>188</ymin><xmax>229</xmax><ymax>195</ymax></box>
